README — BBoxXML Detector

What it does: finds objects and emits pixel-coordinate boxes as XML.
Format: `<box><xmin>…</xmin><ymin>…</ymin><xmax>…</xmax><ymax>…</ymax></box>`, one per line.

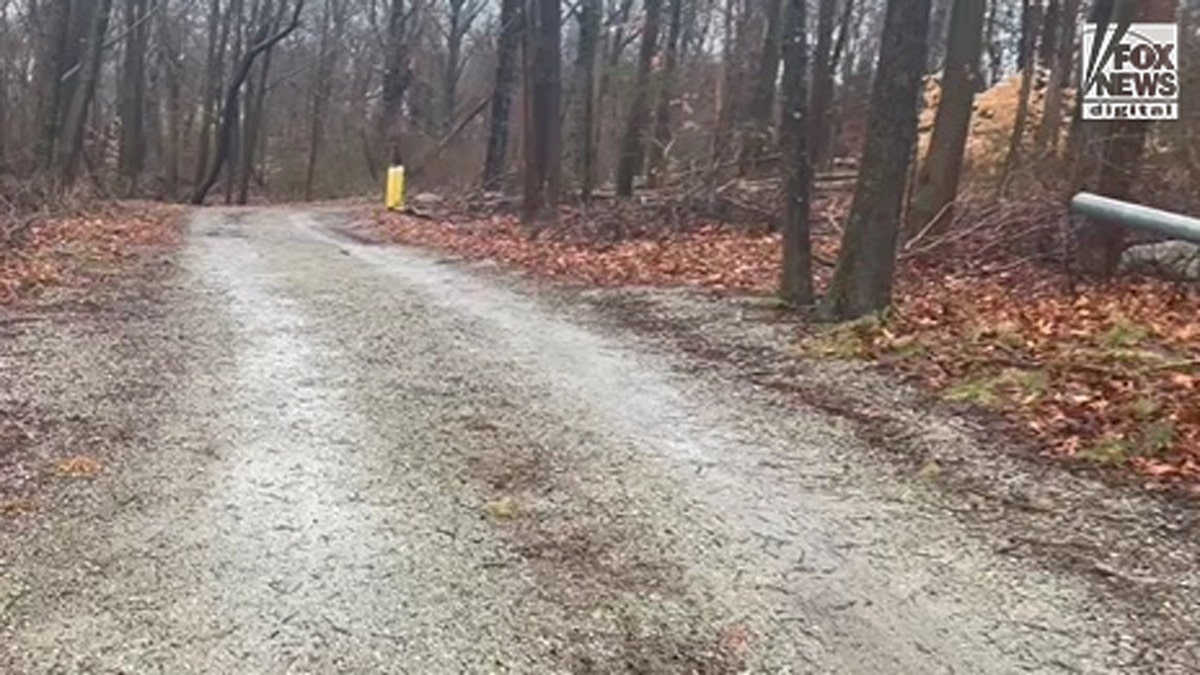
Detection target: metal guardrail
<box><xmin>1070</xmin><ymin>192</ymin><xmax>1200</xmax><ymax>244</ymax></box>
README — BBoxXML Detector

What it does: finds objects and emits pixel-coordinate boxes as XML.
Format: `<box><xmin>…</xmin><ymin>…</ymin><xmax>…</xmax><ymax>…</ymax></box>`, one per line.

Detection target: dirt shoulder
<box><xmin>0</xmin><ymin>201</ymin><xmax>183</xmax><ymax>512</ymax></box>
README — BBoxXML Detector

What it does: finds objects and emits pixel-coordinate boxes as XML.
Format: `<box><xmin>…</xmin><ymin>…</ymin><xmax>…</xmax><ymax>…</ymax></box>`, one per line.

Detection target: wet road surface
<box><xmin>0</xmin><ymin>208</ymin><xmax>1186</xmax><ymax>672</ymax></box>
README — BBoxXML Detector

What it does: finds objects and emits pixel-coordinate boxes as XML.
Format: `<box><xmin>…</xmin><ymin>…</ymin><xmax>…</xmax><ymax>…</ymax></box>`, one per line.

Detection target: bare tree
<box><xmin>906</xmin><ymin>0</ymin><xmax>985</xmax><ymax>237</ymax></box>
<box><xmin>191</xmin><ymin>0</ymin><xmax>303</xmax><ymax>204</ymax></box>
<box><xmin>615</xmin><ymin>0</ymin><xmax>663</xmax><ymax>198</ymax></box>
<box><xmin>522</xmin><ymin>0</ymin><xmax>563</xmax><ymax>225</ymax></box>
<box><xmin>778</xmin><ymin>0</ymin><xmax>812</xmax><ymax>304</ymax></box>
<box><xmin>119</xmin><ymin>0</ymin><xmax>151</xmax><ymax>195</ymax></box>
<box><xmin>380</xmin><ymin>0</ymin><xmax>411</xmax><ymax>166</ymax></box>
<box><xmin>822</xmin><ymin>0</ymin><xmax>931</xmax><ymax>321</ymax></box>
<box><xmin>483</xmin><ymin>0</ymin><xmax>521</xmax><ymax>190</ymax></box>
<box><xmin>575</xmin><ymin>0</ymin><xmax>601</xmax><ymax>199</ymax></box>
<box><xmin>1035</xmin><ymin>0</ymin><xmax>1081</xmax><ymax>155</ymax></box>
<box><xmin>738</xmin><ymin>0</ymin><xmax>783</xmax><ymax>175</ymax></box>
<box><xmin>441</xmin><ymin>0</ymin><xmax>485</xmax><ymax>132</ymax></box>
<box><xmin>57</xmin><ymin>0</ymin><xmax>115</xmax><ymax>186</ymax></box>
<box><xmin>646</xmin><ymin>0</ymin><xmax>682</xmax><ymax>187</ymax></box>
<box><xmin>999</xmin><ymin>0</ymin><xmax>1041</xmax><ymax>195</ymax></box>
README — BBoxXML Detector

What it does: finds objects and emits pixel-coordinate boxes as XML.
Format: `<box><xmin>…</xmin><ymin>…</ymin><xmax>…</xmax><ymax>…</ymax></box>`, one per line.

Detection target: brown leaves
<box><xmin>376</xmin><ymin>212</ymin><xmax>788</xmax><ymax>292</ymax></box>
<box><xmin>0</xmin><ymin>202</ymin><xmax>181</xmax><ymax>306</ymax></box>
<box><xmin>373</xmin><ymin>206</ymin><xmax>1200</xmax><ymax>487</ymax></box>
<box><xmin>879</xmin><ymin>262</ymin><xmax>1200</xmax><ymax>484</ymax></box>
<box><xmin>54</xmin><ymin>455</ymin><xmax>103</xmax><ymax>478</ymax></box>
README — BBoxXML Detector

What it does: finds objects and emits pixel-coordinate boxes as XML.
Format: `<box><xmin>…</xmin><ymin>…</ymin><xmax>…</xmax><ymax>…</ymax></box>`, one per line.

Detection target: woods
<box><xmin>0</xmin><ymin>0</ymin><xmax>1195</xmax><ymax>316</ymax></box>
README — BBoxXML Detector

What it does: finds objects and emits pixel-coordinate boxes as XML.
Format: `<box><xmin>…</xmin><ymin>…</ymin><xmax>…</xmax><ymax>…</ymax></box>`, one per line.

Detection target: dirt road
<box><xmin>2</xmin><ymin>208</ymin><xmax>1197</xmax><ymax>672</ymax></box>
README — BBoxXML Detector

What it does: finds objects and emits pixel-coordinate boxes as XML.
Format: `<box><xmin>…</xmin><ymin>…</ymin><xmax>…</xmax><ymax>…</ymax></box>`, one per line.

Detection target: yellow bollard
<box><xmin>385</xmin><ymin>165</ymin><xmax>406</xmax><ymax>211</ymax></box>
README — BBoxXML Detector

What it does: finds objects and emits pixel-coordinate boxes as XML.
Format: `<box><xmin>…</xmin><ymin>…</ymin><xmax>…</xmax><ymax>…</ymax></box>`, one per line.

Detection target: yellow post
<box><xmin>385</xmin><ymin>165</ymin><xmax>406</xmax><ymax>211</ymax></box>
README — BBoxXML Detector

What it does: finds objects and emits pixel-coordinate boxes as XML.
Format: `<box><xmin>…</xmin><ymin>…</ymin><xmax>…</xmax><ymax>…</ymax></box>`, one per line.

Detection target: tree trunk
<box><xmin>35</xmin><ymin>0</ymin><xmax>73</xmax><ymax>171</ymax></box>
<box><xmin>999</xmin><ymin>0</ymin><xmax>1041</xmax><ymax>195</ymax></box>
<box><xmin>56</xmin><ymin>0</ymin><xmax>114</xmax><ymax>187</ymax></box>
<box><xmin>380</xmin><ymin>0</ymin><xmax>409</xmax><ymax>166</ymax></box>
<box><xmin>304</xmin><ymin>0</ymin><xmax>339</xmax><ymax>200</ymax></box>
<box><xmin>575</xmin><ymin>0</ymin><xmax>601</xmax><ymax>200</ymax></box>
<box><xmin>191</xmin><ymin>0</ymin><xmax>303</xmax><ymax>204</ymax></box>
<box><xmin>821</xmin><ymin>0</ymin><xmax>931</xmax><ymax>321</ymax></box>
<box><xmin>905</xmin><ymin>0</ymin><xmax>985</xmax><ymax>237</ymax></box>
<box><xmin>779</xmin><ymin>0</ymin><xmax>812</xmax><ymax>304</ymax></box>
<box><xmin>119</xmin><ymin>0</ymin><xmax>151</xmax><ymax>196</ymax></box>
<box><xmin>646</xmin><ymin>0</ymin><xmax>682</xmax><ymax>188</ymax></box>
<box><xmin>1034</xmin><ymin>0</ymin><xmax>1080</xmax><ymax>155</ymax></box>
<box><xmin>984</xmin><ymin>0</ymin><xmax>1001</xmax><ymax>85</ymax></box>
<box><xmin>738</xmin><ymin>0</ymin><xmax>783</xmax><ymax>175</ymax></box>
<box><xmin>615</xmin><ymin>0</ymin><xmax>663</xmax><ymax>198</ymax></box>
<box><xmin>521</xmin><ymin>0</ymin><xmax>562</xmax><ymax>225</ymax></box>
<box><xmin>194</xmin><ymin>0</ymin><xmax>230</xmax><ymax>190</ymax></box>
<box><xmin>1073</xmin><ymin>0</ymin><xmax>1176</xmax><ymax>275</ymax></box>
<box><xmin>809</xmin><ymin>0</ymin><xmax>838</xmax><ymax>170</ymax></box>
<box><xmin>236</xmin><ymin>35</ymin><xmax>273</xmax><ymax>205</ymax></box>
<box><xmin>482</xmin><ymin>0</ymin><xmax>520</xmax><ymax>190</ymax></box>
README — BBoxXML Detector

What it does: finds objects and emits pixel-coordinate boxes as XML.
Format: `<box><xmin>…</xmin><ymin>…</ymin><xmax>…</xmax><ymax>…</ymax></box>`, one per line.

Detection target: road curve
<box><xmin>0</xmin><ymin>208</ymin><xmax>1171</xmax><ymax>672</ymax></box>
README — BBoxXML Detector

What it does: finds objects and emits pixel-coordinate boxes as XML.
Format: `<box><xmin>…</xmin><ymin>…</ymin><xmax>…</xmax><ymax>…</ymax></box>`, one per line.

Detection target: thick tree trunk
<box><xmin>905</xmin><ymin>0</ymin><xmax>985</xmax><ymax>237</ymax></box>
<box><xmin>35</xmin><ymin>0</ymin><xmax>73</xmax><ymax>171</ymax></box>
<box><xmin>821</xmin><ymin>0</ymin><xmax>931</xmax><ymax>321</ymax></box>
<box><xmin>119</xmin><ymin>0</ymin><xmax>150</xmax><ymax>196</ymax></box>
<box><xmin>482</xmin><ymin>0</ymin><xmax>520</xmax><ymax>190</ymax></box>
<box><xmin>646</xmin><ymin>0</ymin><xmax>682</xmax><ymax>188</ymax></box>
<box><xmin>575</xmin><ymin>0</ymin><xmax>601</xmax><ymax>200</ymax></box>
<box><xmin>615</xmin><ymin>0</ymin><xmax>663</xmax><ymax>198</ymax></box>
<box><xmin>380</xmin><ymin>0</ymin><xmax>409</xmax><ymax>166</ymax></box>
<box><xmin>779</xmin><ymin>0</ymin><xmax>812</xmax><ymax>304</ymax></box>
<box><xmin>521</xmin><ymin>0</ymin><xmax>562</xmax><ymax>225</ymax></box>
<box><xmin>737</xmin><ymin>0</ymin><xmax>783</xmax><ymax>175</ymax></box>
<box><xmin>57</xmin><ymin>0</ymin><xmax>114</xmax><ymax>187</ymax></box>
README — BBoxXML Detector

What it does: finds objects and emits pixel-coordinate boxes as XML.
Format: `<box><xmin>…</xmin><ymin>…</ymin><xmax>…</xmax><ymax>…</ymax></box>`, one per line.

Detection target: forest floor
<box><xmin>2</xmin><ymin>204</ymin><xmax>1198</xmax><ymax>671</ymax></box>
<box><xmin>368</xmin><ymin>198</ymin><xmax>1200</xmax><ymax>492</ymax></box>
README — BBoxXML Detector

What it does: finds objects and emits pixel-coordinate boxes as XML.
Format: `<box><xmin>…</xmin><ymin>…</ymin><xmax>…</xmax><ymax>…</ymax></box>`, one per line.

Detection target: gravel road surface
<box><xmin>2</xmin><ymin>208</ymin><xmax>1196</xmax><ymax>673</ymax></box>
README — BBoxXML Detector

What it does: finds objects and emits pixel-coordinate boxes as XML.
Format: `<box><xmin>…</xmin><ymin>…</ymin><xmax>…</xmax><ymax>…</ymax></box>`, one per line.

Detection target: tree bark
<box><xmin>56</xmin><ymin>0</ymin><xmax>114</xmax><ymax>187</ymax></box>
<box><xmin>380</xmin><ymin>0</ymin><xmax>410</xmax><ymax>166</ymax></box>
<box><xmin>779</xmin><ymin>0</ymin><xmax>812</xmax><ymax>304</ymax></box>
<box><xmin>35</xmin><ymin>0</ymin><xmax>73</xmax><ymax>171</ymax></box>
<box><xmin>1034</xmin><ymin>0</ymin><xmax>1080</xmax><ymax>155</ymax></box>
<box><xmin>615</xmin><ymin>0</ymin><xmax>663</xmax><ymax>198</ymax></box>
<box><xmin>119</xmin><ymin>0</ymin><xmax>150</xmax><ymax>196</ymax></box>
<box><xmin>646</xmin><ymin>0</ymin><xmax>682</xmax><ymax>188</ymax></box>
<box><xmin>999</xmin><ymin>0</ymin><xmax>1041</xmax><ymax>195</ymax></box>
<box><xmin>191</xmin><ymin>0</ymin><xmax>303</xmax><ymax>205</ymax></box>
<box><xmin>482</xmin><ymin>0</ymin><xmax>520</xmax><ymax>190</ymax></box>
<box><xmin>575</xmin><ymin>0</ymin><xmax>601</xmax><ymax>199</ymax></box>
<box><xmin>521</xmin><ymin>0</ymin><xmax>562</xmax><ymax>225</ymax></box>
<box><xmin>738</xmin><ymin>0</ymin><xmax>783</xmax><ymax>175</ymax></box>
<box><xmin>809</xmin><ymin>0</ymin><xmax>838</xmax><ymax>170</ymax></box>
<box><xmin>821</xmin><ymin>0</ymin><xmax>931</xmax><ymax>321</ymax></box>
<box><xmin>905</xmin><ymin>0</ymin><xmax>985</xmax><ymax>237</ymax></box>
